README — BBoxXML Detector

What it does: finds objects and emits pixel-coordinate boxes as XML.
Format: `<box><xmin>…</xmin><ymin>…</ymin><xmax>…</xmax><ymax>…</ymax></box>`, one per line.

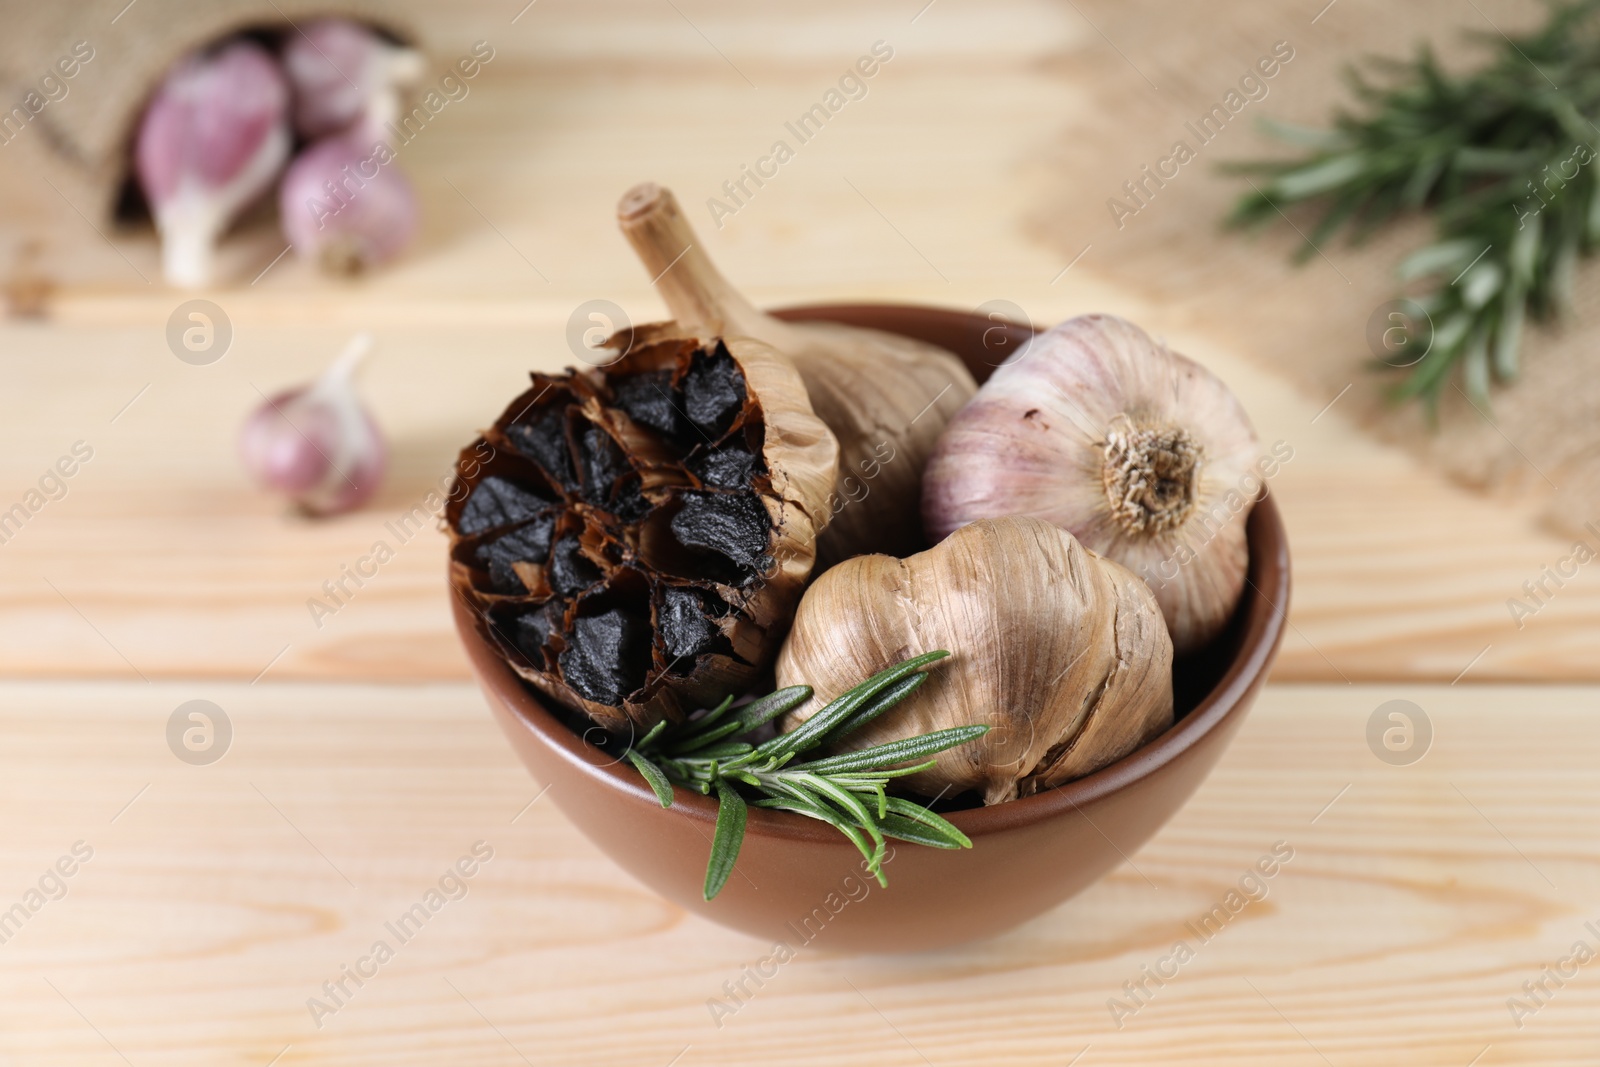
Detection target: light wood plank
<box><xmin>0</xmin><ymin>1</ymin><xmax>1590</xmax><ymax>683</ymax></box>
<box><xmin>0</xmin><ymin>681</ymin><xmax>1593</xmax><ymax>1065</ymax></box>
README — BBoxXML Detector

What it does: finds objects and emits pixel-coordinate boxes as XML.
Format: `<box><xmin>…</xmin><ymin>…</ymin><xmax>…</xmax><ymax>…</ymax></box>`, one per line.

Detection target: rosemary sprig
<box><xmin>623</xmin><ymin>650</ymin><xmax>988</xmax><ymax>901</ymax></box>
<box><xmin>1226</xmin><ymin>0</ymin><xmax>1600</xmax><ymax>413</ymax></box>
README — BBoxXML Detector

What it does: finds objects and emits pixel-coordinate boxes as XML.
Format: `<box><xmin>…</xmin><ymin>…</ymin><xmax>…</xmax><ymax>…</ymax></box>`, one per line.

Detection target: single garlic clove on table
<box><xmin>616</xmin><ymin>182</ymin><xmax>976</xmax><ymax>567</ymax></box>
<box><xmin>776</xmin><ymin>515</ymin><xmax>1174</xmax><ymax>806</ymax></box>
<box><xmin>240</xmin><ymin>334</ymin><xmax>387</xmax><ymax>516</ymax></box>
<box><xmin>922</xmin><ymin>314</ymin><xmax>1264</xmax><ymax>655</ymax></box>
<box><xmin>135</xmin><ymin>40</ymin><xmax>291</xmax><ymax>289</ymax></box>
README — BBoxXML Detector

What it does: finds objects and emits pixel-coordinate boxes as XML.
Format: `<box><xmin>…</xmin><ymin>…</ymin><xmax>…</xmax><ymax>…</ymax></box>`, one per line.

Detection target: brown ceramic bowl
<box><xmin>455</xmin><ymin>304</ymin><xmax>1290</xmax><ymax>952</ymax></box>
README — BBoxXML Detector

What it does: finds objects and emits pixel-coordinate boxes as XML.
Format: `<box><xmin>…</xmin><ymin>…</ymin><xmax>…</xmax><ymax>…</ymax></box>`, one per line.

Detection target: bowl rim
<box><xmin>454</xmin><ymin>302</ymin><xmax>1291</xmax><ymax>842</ymax></box>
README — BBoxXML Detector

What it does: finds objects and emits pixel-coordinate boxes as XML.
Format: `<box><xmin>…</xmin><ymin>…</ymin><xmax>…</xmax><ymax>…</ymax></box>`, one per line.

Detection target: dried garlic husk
<box><xmin>922</xmin><ymin>314</ymin><xmax>1262</xmax><ymax>655</ymax></box>
<box><xmin>617</xmin><ymin>183</ymin><xmax>976</xmax><ymax>567</ymax></box>
<box><xmin>448</xmin><ymin>326</ymin><xmax>837</xmax><ymax>731</ymax></box>
<box><xmin>776</xmin><ymin>516</ymin><xmax>1173</xmax><ymax>805</ymax></box>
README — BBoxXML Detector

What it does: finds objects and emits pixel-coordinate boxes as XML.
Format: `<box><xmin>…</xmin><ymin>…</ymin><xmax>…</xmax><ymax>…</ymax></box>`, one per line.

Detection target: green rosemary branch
<box><xmin>623</xmin><ymin>650</ymin><xmax>988</xmax><ymax>901</ymax></box>
<box><xmin>1226</xmin><ymin>0</ymin><xmax>1600</xmax><ymax>412</ymax></box>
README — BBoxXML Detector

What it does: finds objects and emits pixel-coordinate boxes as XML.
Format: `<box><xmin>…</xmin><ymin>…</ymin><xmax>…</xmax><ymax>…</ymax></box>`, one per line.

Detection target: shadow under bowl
<box><xmin>453</xmin><ymin>303</ymin><xmax>1291</xmax><ymax>953</ymax></box>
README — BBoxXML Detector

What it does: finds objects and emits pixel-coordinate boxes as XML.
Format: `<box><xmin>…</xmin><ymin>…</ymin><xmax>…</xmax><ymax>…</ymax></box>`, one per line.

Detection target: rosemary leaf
<box><xmin>883</xmin><ymin>796</ymin><xmax>973</xmax><ymax>849</ymax></box>
<box><xmin>753</xmin><ymin>792</ymin><xmax>884</xmax><ymax>879</ymax></box>
<box><xmin>793</xmin><ymin>773</ymin><xmax>887</xmax><ymax>870</ymax></box>
<box><xmin>666</xmin><ymin>718</ymin><xmax>746</xmax><ymax>756</ymax></box>
<box><xmin>627</xmin><ymin>751</ymin><xmax>674</xmax><ymax>809</ymax></box>
<box><xmin>704</xmin><ymin>780</ymin><xmax>748</xmax><ymax>901</ymax></box>
<box><xmin>878</xmin><ymin>813</ymin><xmax>968</xmax><ymax>849</ymax></box>
<box><xmin>757</xmin><ymin>651</ymin><xmax>950</xmax><ymax>760</ymax></box>
<box><xmin>621</xmin><ymin>650</ymin><xmax>980</xmax><ymax>899</ymax></box>
<box><xmin>792</xmin><ymin>725</ymin><xmax>991</xmax><ymax>776</ymax></box>
<box><xmin>635</xmin><ymin>719</ymin><xmax>670</xmax><ymax>750</ymax></box>
<box><xmin>690</xmin><ymin>741</ymin><xmax>756</xmax><ymax>760</ymax></box>
<box><xmin>734</xmin><ymin>684</ymin><xmax>813</xmax><ymax>732</ymax></box>
<box><xmin>828</xmin><ymin>672</ymin><xmax>928</xmax><ymax>742</ymax></box>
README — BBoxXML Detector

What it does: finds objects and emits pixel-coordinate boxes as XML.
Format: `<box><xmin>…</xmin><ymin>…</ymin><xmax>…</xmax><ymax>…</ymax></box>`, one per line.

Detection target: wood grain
<box><xmin>0</xmin><ymin>680</ymin><xmax>1594</xmax><ymax>1065</ymax></box>
<box><xmin>0</xmin><ymin>0</ymin><xmax>1596</xmax><ymax>684</ymax></box>
<box><xmin>0</xmin><ymin>2</ymin><xmax>1594</xmax><ymax>1059</ymax></box>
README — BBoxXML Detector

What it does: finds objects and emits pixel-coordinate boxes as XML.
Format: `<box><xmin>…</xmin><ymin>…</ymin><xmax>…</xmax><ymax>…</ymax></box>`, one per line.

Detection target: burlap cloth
<box><xmin>1027</xmin><ymin>0</ymin><xmax>1599</xmax><ymax>535</ymax></box>
<box><xmin>0</xmin><ymin>0</ymin><xmax>419</xmax><ymax>225</ymax></box>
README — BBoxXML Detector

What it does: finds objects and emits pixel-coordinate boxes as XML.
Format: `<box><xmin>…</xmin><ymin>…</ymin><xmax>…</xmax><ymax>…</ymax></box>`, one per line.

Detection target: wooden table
<box><xmin>1</xmin><ymin>0</ymin><xmax>1594</xmax><ymax>1062</ymax></box>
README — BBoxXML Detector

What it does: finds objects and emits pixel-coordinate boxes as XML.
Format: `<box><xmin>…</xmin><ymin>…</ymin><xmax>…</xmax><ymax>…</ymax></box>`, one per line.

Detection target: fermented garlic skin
<box><xmin>923</xmin><ymin>314</ymin><xmax>1262</xmax><ymax>655</ymax></box>
<box><xmin>777</xmin><ymin>516</ymin><xmax>1174</xmax><ymax>806</ymax></box>
<box><xmin>135</xmin><ymin>41</ymin><xmax>291</xmax><ymax>288</ymax></box>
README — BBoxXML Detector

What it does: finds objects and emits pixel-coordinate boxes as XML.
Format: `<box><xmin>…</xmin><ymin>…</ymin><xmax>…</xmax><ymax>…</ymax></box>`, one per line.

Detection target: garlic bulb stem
<box><xmin>318</xmin><ymin>332</ymin><xmax>373</xmax><ymax>394</ymax></box>
<box><xmin>1101</xmin><ymin>419</ymin><xmax>1202</xmax><ymax>534</ymax></box>
<box><xmin>617</xmin><ymin>182</ymin><xmax>786</xmax><ymax>342</ymax></box>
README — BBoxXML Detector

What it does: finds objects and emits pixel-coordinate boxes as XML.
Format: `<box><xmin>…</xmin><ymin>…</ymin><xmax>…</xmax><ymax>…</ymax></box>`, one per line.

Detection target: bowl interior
<box><xmin>477</xmin><ymin>303</ymin><xmax>1288</xmax><ymax>839</ymax></box>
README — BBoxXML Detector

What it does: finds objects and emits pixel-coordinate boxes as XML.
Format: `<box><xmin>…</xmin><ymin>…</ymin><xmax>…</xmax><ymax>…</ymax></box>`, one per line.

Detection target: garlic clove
<box><xmin>616</xmin><ymin>183</ymin><xmax>977</xmax><ymax>566</ymax></box>
<box><xmin>240</xmin><ymin>333</ymin><xmax>387</xmax><ymax>515</ymax></box>
<box><xmin>278</xmin><ymin>135</ymin><xmax>418</xmax><ymax>274</ymax></box>
<box><xmin>282</xmin><ymin>19</ymin><xmax>424</xmax><ymax>140</ymax></box>
<box><xmin>776</xmin><ymin>515</ymin><xmax>1173</xmax><ymax>805</ymax></box>
<box><xmin>922</xmin><ymin>314</ymin><xmax>1263</xmax><ymax>655</ymax></box>
<box><xmin>135</xmin><ymin>41</ymin><xmax>291</xmax><ymax>288</ymax></box>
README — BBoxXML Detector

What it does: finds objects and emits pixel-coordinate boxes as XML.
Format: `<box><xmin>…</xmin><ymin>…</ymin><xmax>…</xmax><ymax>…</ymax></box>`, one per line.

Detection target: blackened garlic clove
<box><xmin>240</xmin><ymin>333</ymin><xmax>387</xmax><ymax>515</ymax></box>
<box><xmin>922</xmin><ymin>314</ymin><xmax>1264</xmax><ymax>654</ymax></box>
<box><xmin>279</xmin><ymin>135</ymin><xmax>418</xmax><ymax>274</ymax></box>
<box><xmin>617</xmin><ymin>183</ymin><xmax>977</xmax><ymax>567</ymax></box>
<box><xmin>282</xmin><ymin>18</ymin><xmax>424</xmax><ymax>140</ymax></box>
<box><xmin>135</xmin><ymin>41</ymin><xmax>291</xmax><ymax>288</ymax></box>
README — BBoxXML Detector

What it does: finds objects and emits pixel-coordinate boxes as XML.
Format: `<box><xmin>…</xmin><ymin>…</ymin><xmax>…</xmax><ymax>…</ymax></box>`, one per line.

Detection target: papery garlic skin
<box><xmin>279</xmin><ymin>135</ymin><xmax>418</xmax><ymax>274</ymax></box>
<box><xmin>777</xmin><ymin>516</ymin><xmax>1173</xmax><ymax>806</ymax></box>
<box><xmin>240</xmin><ymin>334</ymin><xmax>387</xmax><ymax>515</ymax></box>
<box><xmin>282</xmin><ymin>19</ymin><xmax>424</xmax><ymax>140</ymax></box>
<box><xmin>922</xmin><ymin>314</ymin><xmax>1262</xmax><ymax>655</ymax></box>
<box><xmin>135</xmin><ymin>41</ymin><xmax>291</xmax><ymax>288</ymax></box>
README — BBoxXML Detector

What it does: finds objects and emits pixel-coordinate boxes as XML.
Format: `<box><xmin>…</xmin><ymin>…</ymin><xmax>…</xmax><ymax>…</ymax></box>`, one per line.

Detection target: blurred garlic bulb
<box><xmin>240</xmin><ymin>334</ymin><xmax>386</xmax><ymax>515</ymax></box>
<box><xmin>777</xmin><ymin>516</ymin><xmax>1173</xmax><ymax>806</ymax></box>
<box><xmin>279</xmin><ymin>135</ymin><xmax>418</xmax><ymax>274</ymax></box>
<box><xmin>922</xmin><ymin>314</ymin><xmax>1263</xmax><ymax>655</ymax></box>
<box><xmin>135</xmin><ymin>40</ymin><xmax>291</xmax><ymax>288</ymax></box>
<box><xmin>282</xmin><ymin>19</ymin><xmax>424</xmax><ymax>139</ymax></box>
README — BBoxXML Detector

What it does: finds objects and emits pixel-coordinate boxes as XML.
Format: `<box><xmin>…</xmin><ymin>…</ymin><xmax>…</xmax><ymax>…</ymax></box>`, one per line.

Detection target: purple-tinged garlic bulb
<box><xmin>240</xmin><ymin>333</ymin><xmax>387</xmax><ymax>515</ymax></box>
<box><xmin>278</xmin><ymin>135</ymin><xmax>418</xmax><ymax>274</ymax></box>
<box><xmin>922</xmin><ymin>314</ymin><xmax>1264</xmax><ymax>655</ymax></box>
<box><xmin>282</xmin><ymin>19</ymin><xmax>424</xmax><ymax>140</ymax></box>
<box><xmin>135</xmin><ymin>41</ymin><xmax>291</xmax><ymax>288</ymax></box>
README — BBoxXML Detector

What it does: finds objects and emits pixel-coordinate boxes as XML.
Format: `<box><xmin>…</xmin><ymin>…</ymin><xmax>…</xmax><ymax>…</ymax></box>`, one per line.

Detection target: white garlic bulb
<box><xmin>922</xmin><ymin>314</ymin><xmax>1263</xmax><ymax>655</ymax></box>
